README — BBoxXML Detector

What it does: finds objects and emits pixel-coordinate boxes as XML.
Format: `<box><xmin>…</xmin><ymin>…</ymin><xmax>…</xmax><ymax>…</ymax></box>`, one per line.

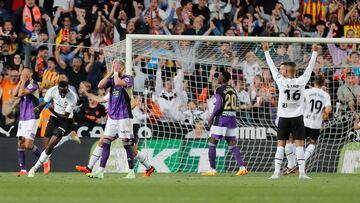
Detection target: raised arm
<box><xmin>155</xmin><ymin>67</ymin><xmax>163</xmax><ymax>96</ymax></box>
<box><xmin>85</xmin><ymin>48</ymin><xmax>95</xmax><ymax>73</ymax></box>
<box><xmin>55</xmin><ymin>46</ymin><xmax>67</xmax><ymax>69</ymax></box>
<box><xmin>174</xmin><ymin>68</ymin><xmax>187</xmax><ymax>103</ymax></box>
<box><xmin>98</xmin><ymin>70</ymin><xmax>113</xmax><ymax>89</ymax></box>
<box><xmin>52</xmin><ymin>9</ymin><xmax>61</xmax><ymax>30</ymax></box>
<box><xmin>76</xmin><ymin>9</ymin><xmax>87</xmax><ymax>32</ymax></box>
<box><xmin>85</xmin><ymin>91</ymin><xmax>106</xmax><ymax>103</ymax></box>
<box><xmin>262</xmin><ymin>43</ymin><xmax>280</xmax><ymax>81</ymax></box>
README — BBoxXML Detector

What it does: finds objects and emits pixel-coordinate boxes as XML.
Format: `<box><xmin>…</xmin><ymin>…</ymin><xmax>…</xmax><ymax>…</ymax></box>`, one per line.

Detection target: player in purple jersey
<box><xmin>202</xmin><ymin>70</ymin><xmax>248</xmax><ymax>176</ymax></box>
<box><xmin>86</xmin><ymin>59</ymin><xmax>136</xmax><ymax>179</ymax></box>
<box><xmin>75</xmin><ymin>92</ymin><xmax>155</xmax><ymax>177</ymax></box>
<box><xmin>12</xmin><ymin>68</ymin><xmax>42</xmax><ymax>176</ymax></box>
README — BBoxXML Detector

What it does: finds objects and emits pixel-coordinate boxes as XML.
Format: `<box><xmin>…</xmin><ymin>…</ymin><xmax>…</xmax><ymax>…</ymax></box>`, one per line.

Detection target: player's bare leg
<box><xmin>226</xmin><ymin>137</ymin><xmax>247</xmax><ymax>176</ymax></box>
<box><xmin>202</xmin><ymin>137</ymin><xmax>219</xmax><ymax>176</ymax></box>
<box><xmin>28</xmin><ymin>135</ymin><xmax>62</xmax><ymax>177</ymax></box>
<box><xmin>294</xmin><ymin>139</ymin><xmax>311</xmax><ymax>179</ymax></box>
<box><xmin>269</xmin><ymin>140</ymin><xmax>286</xmax><ymax>179</ymax></box>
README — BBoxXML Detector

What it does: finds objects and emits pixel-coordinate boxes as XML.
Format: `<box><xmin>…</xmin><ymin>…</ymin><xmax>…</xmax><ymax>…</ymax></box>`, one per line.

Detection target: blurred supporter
<box><xmin>337</xmin><ymin>72</ymin><xmax>360</xmax><ymax>111</ymax></box>
<box><xmin>1</xmin><ymin>68</ymin><xmax>20</xmax><ymax>124</ymax></box>
<box><xmin>182</xmin><ymin>100</ymin><xmax>205</xmax><ymax>124</ymax></box>
<box><xmin>155</xmin><ymin>66</ymin><xmax>188</xmax><ymax>121</ymax></box>
<box><xmin>185</xmin><ymin>119</ymin><xmax>208</xmax><ymax>139</ymax></box>
<box><xmin>235</xmin><ymin>78</ymin><xmax>251</xmax><ymax>110</ymax></box>
<box><xmin>41</xmin><ymin>57</ymin><xmax>60</xmax><ymax>89</ymax></box>
<box><xmin>76</xmin><ymin>90</ymin><xmax>107</xmax><ymax>126</ymax></box>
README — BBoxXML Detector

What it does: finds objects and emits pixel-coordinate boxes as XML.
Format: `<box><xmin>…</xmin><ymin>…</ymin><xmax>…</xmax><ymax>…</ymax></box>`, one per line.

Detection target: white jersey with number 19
<box><xmin>303</xmin><ymin>88</ymin><xmax>331</xmax><ymax>129</ymax></box>
<box><xmin>264</xmin><ymin>51</ymin><xmax>318</xmax><ymax>118</ymax></box>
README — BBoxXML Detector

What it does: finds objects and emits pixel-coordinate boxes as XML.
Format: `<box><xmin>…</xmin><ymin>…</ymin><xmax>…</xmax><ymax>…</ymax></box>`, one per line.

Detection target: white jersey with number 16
<box><xmin>264</xmin><ymin>51</ymin><xmax>318</xmax><ymax>118</ymax></box>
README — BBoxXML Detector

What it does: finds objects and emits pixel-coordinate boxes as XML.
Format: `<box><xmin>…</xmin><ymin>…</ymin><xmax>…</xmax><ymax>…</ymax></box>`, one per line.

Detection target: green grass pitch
<box><xmin>0</xmin><ymin>172</ymin><xmax>359</xmax><ymax>203</ymax></box>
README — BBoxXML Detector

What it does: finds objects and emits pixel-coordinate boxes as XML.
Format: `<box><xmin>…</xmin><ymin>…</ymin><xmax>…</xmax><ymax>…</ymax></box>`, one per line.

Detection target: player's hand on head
<box><xmin>262</xmin><ymin>42</ymin><xmax>269</xmax><ymax>51</ymax></box>
<box><xmin>312</xmin><ymin>43</ymin><xmax>319</xmax><ymax>52</ymax></box>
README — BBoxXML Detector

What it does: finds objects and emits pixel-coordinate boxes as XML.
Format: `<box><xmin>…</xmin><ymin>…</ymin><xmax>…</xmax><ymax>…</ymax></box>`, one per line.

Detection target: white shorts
<box><xmin>16</xmin><ymin>119</ymin><xmax>39</xmax><ymax>140</ymax></box>
<box><xmin>104</xmin><ymin>118</ymin><xmax>132</xmax><ymax>139</ymax></box>
<box><xmin>209</xmin><ymin>126</ymin><xmax>239</xmax><ymax>139</ymax></box>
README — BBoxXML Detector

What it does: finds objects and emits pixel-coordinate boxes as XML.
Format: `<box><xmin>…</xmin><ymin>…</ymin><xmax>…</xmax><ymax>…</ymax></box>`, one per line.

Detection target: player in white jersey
<box><xmin>282</xmin><ymin>75</ymin><xmax>332</xmax><ymax>175</ymax></box>
<box><xmin>28</xmin><ymin>81</ymin><xmax>78</xmax><ymax>177</ymax></box>
<box><xmin>263</xmin><ymin>42</ymin><xmax>318</xmax><ymax>179</ymax></box>
<box><xmin>303</xmin><ymin>75</ymin><xmax>332</xmax><ymax>162</ymax></box>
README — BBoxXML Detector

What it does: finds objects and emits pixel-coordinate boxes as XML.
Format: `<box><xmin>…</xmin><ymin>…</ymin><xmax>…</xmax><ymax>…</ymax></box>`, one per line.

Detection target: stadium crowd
<box><xmin>0</xmin><ymin>0</ymin><xmax>359</xmax><ymax>137</ymax></box>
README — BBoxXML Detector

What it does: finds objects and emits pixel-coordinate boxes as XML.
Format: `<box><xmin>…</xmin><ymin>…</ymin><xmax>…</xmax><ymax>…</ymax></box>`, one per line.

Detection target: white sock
<box><xmin>33</xmin><ymin>151</ymin><xmax>50</xmax><ymax>172</ymax></box>
<box><xmin>274</xmin><ymin>146</ymin><xmax>284</xmax><ymax>175</ymax></box>
<box><xmin>285</xmin><ymin>143</ymin><xmax>296</xmax><ymax>169</ymax></box>
<box><xmin>128</xmin><ymin>169</ymin><xmax>134</xmax><ymax>173</ymax></box>
<box><xmin>136</xmin><ymin>151</ymin><xmax>151</xmax><ymax>170</ymax></box>
<box><xmin>97</xmin><ymin>167</ymin><xmax>105</xmax><ymax>172</ymax></box>
<box><xmin>296</xmin><ymin>147</ymin><xmax>306</xmax><ymax>175</ymax></box>
<box><xmin>305</xmin><ymin>144</ymin><xmax>316</xmax><ymax>162</ymax></box>
<box><xmin>54</xmin><ymin>134</ymin><xmax>71</xmax><ymax>149</ymax></box>
<box><xmin>88</xmin><ymin>145</ymin><xmax>103</xmax><ymax>169</ymax></box>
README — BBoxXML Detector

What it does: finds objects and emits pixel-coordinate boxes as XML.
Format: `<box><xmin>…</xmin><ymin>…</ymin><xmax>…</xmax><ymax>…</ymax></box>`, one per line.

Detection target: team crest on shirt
<box><xmin>112</xmin><ymin>90</ymin><xmax>120</xmax><ymax>97</ymax></box>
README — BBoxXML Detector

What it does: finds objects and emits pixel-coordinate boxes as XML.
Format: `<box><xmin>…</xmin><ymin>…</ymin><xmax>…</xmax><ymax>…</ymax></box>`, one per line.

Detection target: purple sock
<box><xmin>31</xmin><ymin>145</ymin><xmax>41</xmax><ymax>158</ymax></box>
<box><xmin>229</xmin><ymin>145</ymin><xmax>245</xmax><ymax>167</ymax></box>
<box><xmin>17</xmin><ymin>149</ymin><xmax>26</xmax><ymax>170</ymax></box>
<box><xmin>100</xmin><ymin>142</ymin><xmax>110</xmax><ymax>168</ymax></box>
<box><xmin>124</xmin><ymin>144</ymin><xmax>134</xmax><ymax>169</ymax></box>
<box><xmin>208</xmin><ymin>143</ymin><xmax>216</xmax><ymax>169</ymax></box>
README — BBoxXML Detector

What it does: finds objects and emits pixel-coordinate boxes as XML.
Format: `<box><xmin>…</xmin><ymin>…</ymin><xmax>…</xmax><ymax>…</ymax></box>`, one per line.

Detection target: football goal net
<box><xmin>102</xmin><ymin>35</ymin><xmax>360</xmax><ymax>173</ymax></box>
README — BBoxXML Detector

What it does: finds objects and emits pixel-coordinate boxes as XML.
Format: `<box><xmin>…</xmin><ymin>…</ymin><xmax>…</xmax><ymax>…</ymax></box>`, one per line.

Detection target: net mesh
<box><xmin>103</xmin><ymin>38</ymin><xmax>359</xmax><ymax>173</ymax></box>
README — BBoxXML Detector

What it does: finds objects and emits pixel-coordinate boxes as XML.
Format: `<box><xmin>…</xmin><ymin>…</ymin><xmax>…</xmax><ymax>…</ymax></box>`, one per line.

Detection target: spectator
<box><xmin>132</xmin><ymin>94</ymin><xmax>149</xmax><ymax>127</ymax></box>
<box><xmin>155</xmin><ymin>67</ymin><xmax>188</xmax><ymax>121</ymax></box>
<box><xmin>192</xmin><ymin>0</ymin><xmax>210</xmax><ymax>21</ymax></box>
<box><xmin>41</xmin><ymin>57</ymin><xmax>60</xmax><ymax>89</ymax></box>
<box><xmin>0</xmin><ymin>69</ymin><xmax>19</xmax><ymax>115</ymax></box>
<box><xmin>185</xmin><ymin>119</ymin><xmax>208</xmax><ymax>139</ymax></box>
<box><xmin>76</xmin><ymin>90</ymin><xmax>107</xmax><ymax>126</ymax></box>
<box><xmin>182</xmin><ymin>100</ymin><xmax>204</xmax><ymax>124</ymax></box>
<box><xmin>327</xmin><ymin>24</ymin><xmax>351</xmax><ymax>66</ymax></box>
<box><xmin>237</xmin><ymin>51</ymin><xmax>261</xmax><ymax>85</ymax></box>
<box><xmin>337</xmin><ymin>72</ymin><xmax>360</xmax><ymax>111</ymax></box>
<box><xmin>258</xmin><ymin>3</ymin><xmax>289</xmax><ymax>33</ymax></box>
<box><xmin>13</xmin><ymin>0</ymin><xmax>49</xmax><ymax>34</ymax></box>
<box><xmin>31</xmin><ymin>45</ymin><xmax>48</xmax><ymax>82</ymax></box>
<box><xmin>235</xmin><ymin>79</ymin><xmax>251</xmax><ymax>110</ymax></box>
<box><xmin>209</xmin><ymin>0</ymin><xmax>231</xmax><ymax>34</ymax></box>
